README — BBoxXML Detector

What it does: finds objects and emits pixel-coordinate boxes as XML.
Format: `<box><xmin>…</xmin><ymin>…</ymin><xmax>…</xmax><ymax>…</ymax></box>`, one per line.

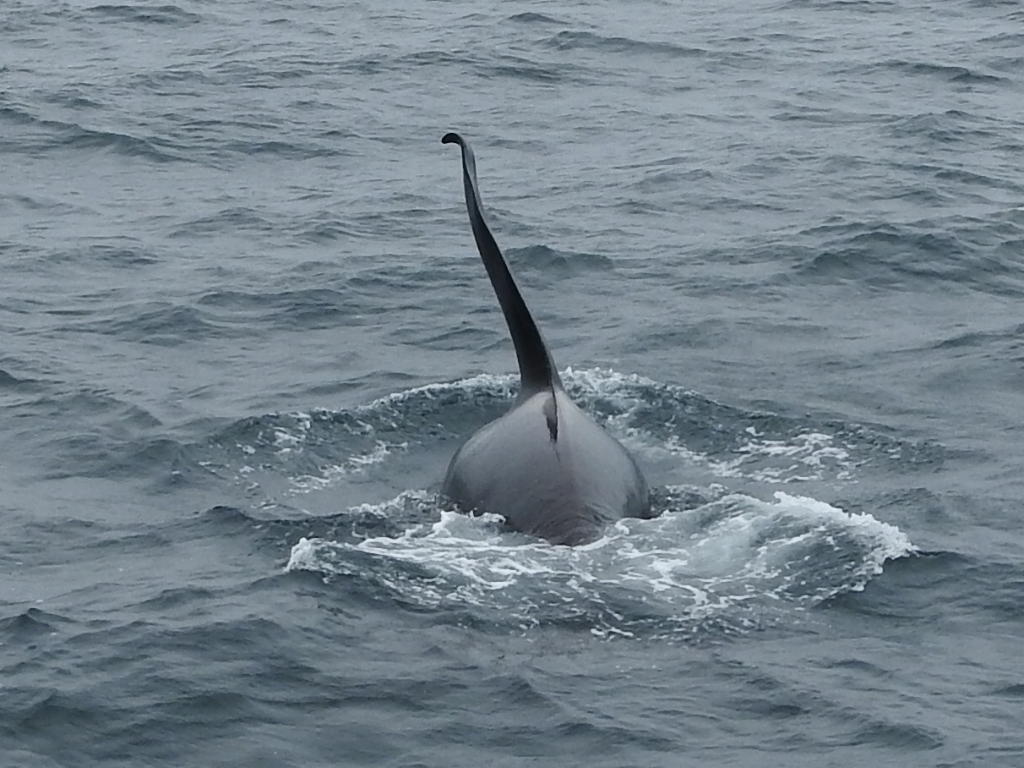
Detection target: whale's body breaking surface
<box><xmin>439</xmin><ymin>132</ymin><xmax>652</xmax><ymax>545</ymax></box>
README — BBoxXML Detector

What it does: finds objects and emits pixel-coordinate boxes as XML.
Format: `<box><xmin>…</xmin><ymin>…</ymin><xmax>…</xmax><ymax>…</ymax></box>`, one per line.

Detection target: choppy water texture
<box><xmin>2</xmin><ymin>0</ymin><xmax>1023</xmax><ymax>766</ymax></box>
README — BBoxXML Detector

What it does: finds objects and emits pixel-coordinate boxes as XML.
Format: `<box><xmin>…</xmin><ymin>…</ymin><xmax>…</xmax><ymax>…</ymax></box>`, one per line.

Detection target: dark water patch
<box><xmin>852</xmin><ymin>720</ymin><xmax>943</xmax><ymax>750</ymax></box>
<box><xmin>21</xmin><ymin>388</ymin><xmax>159</xmax><ymax>428</ymax></box>
<box><xmin>886</xmin><ymin>113</ymin><xmax>972</xmax><ymax>145</ymax></box>
<box><xmin>12</xmin><ymin>689</ymin><xmax>118</xmax><ymax>744</ymax></box>
<box><xmin>147</xmin><ymin>615</ymin><xmax>293</xmax><ymax>660</ymax></box>
<box><xmin>85</xmin><ymin>528</ymin><xmax>173</xmax><ymax>555</ymax></box>
<box><xmin>0</xmin><ymin>193</ymin><xmax>79</xmax><ymax>215</ymax></box>
<box><xmin>399</xmin><ymin>50</ymin><xmax>472</xmax><ymax>68</ymax></box>
<box><xmin>338</xmin><ymin>49</ymin><xmax>473</xmax><ymax>78</ymax></box>
<box><xmin>295</xmin><ymin>217</ymin><xmax>366</xmax><ymax>242</ymax></box>
<box><xmin>932</xmin><ymin>322</ymin><xmax>1024</xmax><ymax>352</ymax></box>
<box><xmin>197</xmin><ymin>287</ymin><xmax>373</xmax><ymax>330</ymax></box>
<box><xmin>219</xmin><ymin>138</ymin><xmax>340</xmax><ymax>160</ymax></box>
<box><xmin>40</xmin><ymin>87</ymin><xmax>106</xmax><ymax>112</ymax></box>
<box><xmin>0</xmin><ymin>368</ymin><xmax>42</xmax><ymax>392</ymax></box>
<box><xmin>170</xmin><ymin>207</ymin><xmax>276</xmax><ymax>238</ymax></box>
<box><xmin>469</xmin><ymin>50</ymin><xmax>590</xmax><ymax>85</ymax></box>
<box><xmin>882</xmin><ymin>110</ymin><xmax>1018</xmax><ymax>150</ymax></box>
<box><xmin>934</xmin><ymin>167</ymin><xmax>1023</xmax><ymax>195</ymax></box>
<box><xmin>58</xmin><ymin>302</ymin><xmax>226</xmax><ymax>346</ymax></box>
<box><xmin>62</xmin><ymin>124</ymin><xmax>185</xmax><ymax>163</ymax></box>
<box><xmin>0</xmin><ymin>609</ymin><xmax>72</xmax><ymax>643</ymax></box>
<box><xmin>637</xmin><ymin>165</ymin><xmax>716</xmax><ymax>191</ymax></box>
<box><xmin>967</xmin><ymin>0</ymin><xmax>1021</xmax><ymax>7</ymax></box>
<box><xmin>3</xmin><ymin>618</ymin><xmax>285</xmax><ymax>762</ymax></box>
<box><xmin>846</xmin><ymin>487</ymin><xmax>961</xmax><ymax>531</ymax></box>
<box><xmin>986</xmin><ymin>54</ymin><xmax>1024</xmax><ymax>76</ymax></box>
<box><xmin>9</xmin><ymin>517</ymin><xmax>109</xmax><ymax>562</ymax></box>
<box><xmin>84</xmin><ymin>4</ymin><xmax>202</xmax><ymax>25</ymax></box>
<box><xmin>881</xmin><ymin>60</ymin><xmax>1005</xmax><ymax>85</ymax></box>
<box><xmin>507</xmin><ymin>12</ymin><xmax>565</xmax><ymax>25</ymax></box>
<box><xmin>65</xmin><ymin>240</ymin><xmax>160</xmax><ymax>268</ymax></box>
<box><xmin>0</xmin><ymin>104</ymin><xmax>185</xmax><ymax>162</ymax></box>
<box><xmin>36</xmin><ymin>433</ymin><xmax>182</xmax><ymax>482</ymax></box>
<box><xmin>134</xmin><ymin>585</ymin><xmax>217</xmax><ymax>612</ymax></box>
<box><xmin>825</xmin><ymin>550</ymin><xmax>1024</xmax><ymax>626</ymax></box>
<box><xmin>7</xmin><ymin>389</ymin><xmax>173</xmax><ymax>479</ymax></box>
<box><xmin>981</xmin><ymin>30</ymin><xmax>1024</xmax><ymax>45</ymax></box>
<box><xmin>778</xmin><ymin>0</ymin><xmax>897</xmax><ymax>11</ymax></box>
<box><xmin>126</xmin><ymin>67</ymin><xmax>217</xmax><ymax>93</ymax></box>
<box><xmin>392</xmin><ymin>322</ymin><xmax>496</xmax><ymax>352</ymax></box>
<box><xmin>0</xmin><ymin>104</ymin><xmax>45</xmax><ymax>129</ymax></box>
<box><xmin>344</xmin><ymin>206</ymin><xmax>447</xmax><ymax>241</ymax></box>
<box><xmin>614</xmin><ymin>198</ymin><xmax>671</xmax><ymax>217</ymax></box>
<box><xmin>484</xmin><ymin>60</ymin><xmax>566</xmax><ymax>84</ymax></box>
<box><xmin>545</xmin><ymin>30</ymin><xmax>706</xmax><ymax>59</ymax></box>
<box><xmin>820</xmin><ymin>656</ymin><xmax>890</xmax><ymax>676</ymax></box>
<box><xmin>787</xmin><ymin>219</ymin><xmax>1024</xmax><ymax>296</ymax></box>
<box><xmin>506</xmin><ymin>245</ymin><xmax>614</xmax><ymax>277</ymax></box>
<box><xmin>638</xmin><ymin>318</ymin><xmax>738</xmax><ymax>352</ymax></box>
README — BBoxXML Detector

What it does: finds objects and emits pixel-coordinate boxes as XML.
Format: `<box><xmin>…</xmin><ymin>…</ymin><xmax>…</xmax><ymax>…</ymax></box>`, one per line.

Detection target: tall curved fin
<box><xmin>442</xmin><ymin>132</ymin><xmax>562</xmax><ymax>408</ymax></box>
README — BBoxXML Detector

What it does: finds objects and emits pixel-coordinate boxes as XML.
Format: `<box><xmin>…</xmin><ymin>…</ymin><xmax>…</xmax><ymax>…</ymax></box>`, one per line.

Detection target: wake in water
<box><xmin>191</xmin><ymin>369</ymin><xmax>923</xmax><ymax>638</ymax></box>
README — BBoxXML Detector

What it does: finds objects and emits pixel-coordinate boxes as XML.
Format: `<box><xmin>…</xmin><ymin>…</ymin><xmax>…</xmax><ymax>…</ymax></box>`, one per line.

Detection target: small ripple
<box><xmin>58</xmin><ymin>303</ymin><xmax>225</xmax><ymax>346</ymax></box>
<box><xmin>170</xmin><ymin>207</ymin><xmax>276</xmax><ymax>238</ymax></box>
<box><xmin>545</xmin><ymin>30</ymin><xmax>706</xmax><ymax>59</ymax></box>
<box><xmin>853</xmin><ymin>720</ymin><xmax>944</xmax><ymax>750</ymax></box>
<box><xmin>778</xmin><ymin>0</ymin><xmax>897</xmax><ymax>11</ymax></box>
<box><xmin>506</xmin><ymin>245</ymin><xmax>614</xmax><ymax>276</ymax></box>
<box><xmin>84</xmin><ymin>4</ymin><xmax>202</xmax><ymax>25</ymax></box>
<box><xmin>0</xmin><ymin>105</ymin><xmax>186</xmax><ymax>162</ymax></box>
<box><xmin>0</xmin><ymin>368</ymin><xmax>42</xmax><ymax>392</ymax></box>
<box><xmin>881</xmin><ymin>60</ymin><xmax>1005</xmax><ymax>85</ymax></box>
<box><xmin>0</xmin><ymin>608</ymin><xmax>70</xmax><ymax>641</ymax></box>
<box><xmin>197</xmin><ymin>287</ymin><xmax>371</xmax><ymax>330</ymax></box>
<box><xmin>786</xmin><ymin>217</ymin><xmax>1024</xmax><ymax>296</ymax></box>
<box><xmin>507</xmin><ymin>12</ymin><xmax>565</xmax><ymax>25</ymax></box>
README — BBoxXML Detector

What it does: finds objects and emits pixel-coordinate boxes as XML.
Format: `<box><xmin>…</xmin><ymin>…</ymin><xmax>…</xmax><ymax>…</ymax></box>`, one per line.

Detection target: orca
<box><xmin>440</xmin><ymin>132</ymin><xmax>652</xmax><ymax>545</ymax></box>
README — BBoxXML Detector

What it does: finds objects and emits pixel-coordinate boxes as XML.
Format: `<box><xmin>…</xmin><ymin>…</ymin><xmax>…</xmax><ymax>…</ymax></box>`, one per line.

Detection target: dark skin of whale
<box><xmin>440</xmin><ymin>132</ymin><xmax>652</xmax><ymax>545</ymax></box>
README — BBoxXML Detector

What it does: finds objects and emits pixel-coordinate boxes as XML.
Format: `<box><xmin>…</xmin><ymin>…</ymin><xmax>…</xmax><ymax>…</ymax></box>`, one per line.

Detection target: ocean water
<box><xmin>2</xmin><ymin>0</ymin><xmax>1023</xmax><ymax>765</ymax></box>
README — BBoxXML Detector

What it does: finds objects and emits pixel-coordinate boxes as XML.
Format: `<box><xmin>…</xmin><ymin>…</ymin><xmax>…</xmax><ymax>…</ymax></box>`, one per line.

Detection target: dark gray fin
<box><xmin>442</xmin><ymin>132</ymin><xmax>563</xmax><ymax>410</ymax></box>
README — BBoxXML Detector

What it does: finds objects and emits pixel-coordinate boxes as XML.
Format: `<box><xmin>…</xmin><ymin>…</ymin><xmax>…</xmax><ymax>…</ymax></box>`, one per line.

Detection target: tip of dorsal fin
<box><xmin>442</xmin><ymin>132</ymin><xmax>562</xmax><ymax>401</ymax></box>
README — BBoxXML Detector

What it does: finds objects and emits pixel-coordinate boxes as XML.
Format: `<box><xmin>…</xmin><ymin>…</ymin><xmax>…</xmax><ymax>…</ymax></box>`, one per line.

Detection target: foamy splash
<box><xmin>286</xmin><ymin>490</ymin><xmax>915</xmax><ymax>638</ymax></box>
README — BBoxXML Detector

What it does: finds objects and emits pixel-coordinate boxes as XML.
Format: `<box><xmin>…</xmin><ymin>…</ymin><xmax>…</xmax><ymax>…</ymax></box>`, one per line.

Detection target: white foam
<box><xmin>358</xmin><ymin>372</ymin><xmax>517</xmax><ymax>411</ymax></box>
<box><xmin>284</xmin><ymin>489</ymin><xmax>916</xmax><ymax>636</ymax></box>
<box><xmin>287</xmin><ymin>440</ymin><xmax>407</xmax><ymax>494</ymax></box>
<box><xmin>560</xmin><ymin>368</ymin><xmax>858</xmax><ymax>483</ymax></box>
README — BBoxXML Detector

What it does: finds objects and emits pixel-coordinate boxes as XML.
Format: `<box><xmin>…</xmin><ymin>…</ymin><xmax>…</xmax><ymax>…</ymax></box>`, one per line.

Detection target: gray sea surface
<box><xmin>2</xmin><ymin>0</ymin><xmax>1023</xmax><ymax>766</ymax></box>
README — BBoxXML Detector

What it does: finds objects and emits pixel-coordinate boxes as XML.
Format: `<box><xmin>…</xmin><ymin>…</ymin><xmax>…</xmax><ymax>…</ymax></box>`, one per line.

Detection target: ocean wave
<box><xmin>0</xmin><ymin>104</ymin><xmax>186</xmax><ymax>162</ymax></box>
<box><xmin>785</xmin><ymin>216</ymin><xmax>1024</xmax><ymax>296</ymax></box>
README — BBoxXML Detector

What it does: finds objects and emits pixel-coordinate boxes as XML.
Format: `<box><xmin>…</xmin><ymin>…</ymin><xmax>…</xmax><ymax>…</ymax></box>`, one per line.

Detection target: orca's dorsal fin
<box><xmin>442</xmin><ymin>132</ymin><xmax>562</xmax><ymax>416</ymax></box>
